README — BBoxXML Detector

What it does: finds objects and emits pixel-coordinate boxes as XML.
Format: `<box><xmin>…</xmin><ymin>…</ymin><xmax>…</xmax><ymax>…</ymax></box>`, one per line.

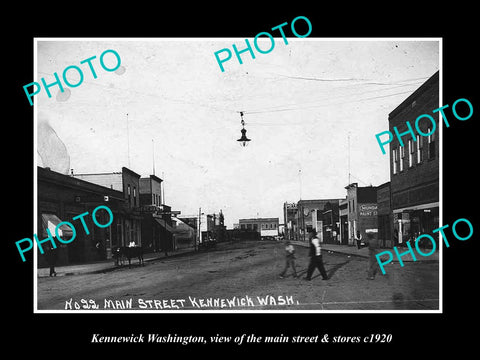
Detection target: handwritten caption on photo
<box><xmin>65</xmin><ymin>294</ymin><xmax>299</xmax><ymax>310</ymax></box>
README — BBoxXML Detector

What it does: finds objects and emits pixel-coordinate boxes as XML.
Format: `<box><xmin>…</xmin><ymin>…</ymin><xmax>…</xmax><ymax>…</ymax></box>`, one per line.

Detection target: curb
<box><xmin>38</xmin><ymin>248</ymin><xmax>199</xmax><ymax>278</ymax></box>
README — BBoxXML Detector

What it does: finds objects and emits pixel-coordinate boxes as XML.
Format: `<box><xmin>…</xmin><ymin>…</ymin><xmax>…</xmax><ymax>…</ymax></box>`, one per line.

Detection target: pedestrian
<box><xmin>366</xmin><ymin>232</ymin><xmax>379</xmax><ymax>280</ymax></box>
<box><xmin>355</xmin><ymin>231</ymin><xmax>363</xmax><ymax>249</ymax></box>
<box><xmin>305</xmin><ymin>229</ymin><xmax>328</xmax><ymax>281</ymax></box>
<box><xmin>279</xmin><ymin>241</ymin><xmax>297</xmax><ymax>278</ymax></box>
<box><xmin>46</xmin><ymin>244</ymin><xmax>57</xmax><ymax>277</ymax></box>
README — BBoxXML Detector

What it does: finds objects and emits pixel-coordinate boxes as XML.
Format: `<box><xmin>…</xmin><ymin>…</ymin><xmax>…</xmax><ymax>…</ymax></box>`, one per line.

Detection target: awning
<box><xmin>392</xmin><ymin>202</ymin><xmax>439</xmax><ymax>214</ymax></box>
<box><xmin>41</xmin><ymin>213</ymin><xmax>74</xmax><ymax>239</ymax></box>
<box><xmin>154</xmin><ymin>218</ymin><xmax>174</xmax><ymax>233</ymax></box>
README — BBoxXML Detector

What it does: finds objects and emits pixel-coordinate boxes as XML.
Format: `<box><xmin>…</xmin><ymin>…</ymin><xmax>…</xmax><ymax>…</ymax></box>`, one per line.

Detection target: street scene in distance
<box><xmin>35</xmin><ymin>39</ymin><xmax>440</xmax><ymax>311</ymax></box>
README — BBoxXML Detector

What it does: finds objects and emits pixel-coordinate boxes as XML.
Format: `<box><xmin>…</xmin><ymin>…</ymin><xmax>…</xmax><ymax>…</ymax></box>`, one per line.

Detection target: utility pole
<box><xmin>197</xmin><ymin>207</ymin><xmax>201</xmax><ymax>251</ymax></box>
<box><xmin>348</xmin><ymin>133</ymin><xmax>351</xmax><ymax>185</ymax></box>
<box><xmin>152</xmin><ymin>139</ymin><xmax>155</xmax><ymax>175</ymax></box>
<box><xmin>298</xmin><ymin>169</ymin><xmax>302</xmax><ymax>200</ymax></box>
<box><xmin>126</xmin><ymin>113</ymin><xmax>131</xmax><ymax>168</ymax></box>
<box><xmin>162</xmin><ymin>171</ymin><xmax>165</xmax><ymax>205</ymax></box>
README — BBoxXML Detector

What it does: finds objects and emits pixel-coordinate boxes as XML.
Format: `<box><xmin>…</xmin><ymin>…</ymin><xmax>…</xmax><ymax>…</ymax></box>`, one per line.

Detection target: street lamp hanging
<box><xmin>237</xmin><ymin>111</ymin><xmax>251</xmax><ymax>147</ymax></box>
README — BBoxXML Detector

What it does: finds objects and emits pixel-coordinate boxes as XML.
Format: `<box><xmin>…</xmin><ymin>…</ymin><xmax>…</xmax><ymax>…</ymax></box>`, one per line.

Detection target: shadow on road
<box><xmin>308</xmin><ymin>259</ymin><xmax>350</xmax><ymax>280</ymax></box>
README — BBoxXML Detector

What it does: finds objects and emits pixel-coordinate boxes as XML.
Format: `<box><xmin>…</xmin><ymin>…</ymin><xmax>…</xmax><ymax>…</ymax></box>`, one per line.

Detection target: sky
<box><xmin>35</xmin><ymin>38</ymin><xmax>440</xmax><ymax>228</ymax></box>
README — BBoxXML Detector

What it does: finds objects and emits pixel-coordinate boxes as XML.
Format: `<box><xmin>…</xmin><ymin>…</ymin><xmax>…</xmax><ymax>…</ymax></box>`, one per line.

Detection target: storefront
<box><xmin>393</xmin><ymin>202</ymin><xmax>439</xmax><ymax>247</ymax></box>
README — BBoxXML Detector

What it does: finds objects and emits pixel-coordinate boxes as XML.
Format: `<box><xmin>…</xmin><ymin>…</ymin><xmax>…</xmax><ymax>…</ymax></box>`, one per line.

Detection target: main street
<box><xmin>37</xmin><ymin>240</ymin><xmax>439</xmax><ymax>311</ymax></box>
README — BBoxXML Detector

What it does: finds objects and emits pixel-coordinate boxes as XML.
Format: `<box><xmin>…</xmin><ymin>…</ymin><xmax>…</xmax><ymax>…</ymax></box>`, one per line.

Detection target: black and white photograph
<box><xmin>32</xmin><ymin>38</ymin><xmax>441</xmax><ymax>312</ymax></box>
<box><xmin>7</xmin><ymin>6</ymin><xmax>479</xmax><ymax>354</ymax></box>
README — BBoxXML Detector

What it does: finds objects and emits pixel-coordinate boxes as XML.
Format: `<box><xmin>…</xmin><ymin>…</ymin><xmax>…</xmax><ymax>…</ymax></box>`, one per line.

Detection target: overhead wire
<box><xmin>37</xmin><ymin>68</ymin><xmax>431</xmax><ymax>125</ymax></box>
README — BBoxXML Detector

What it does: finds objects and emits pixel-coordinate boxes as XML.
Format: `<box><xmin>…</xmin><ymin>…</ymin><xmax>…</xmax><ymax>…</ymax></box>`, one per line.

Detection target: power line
<box><xmin>245</xmin><ymin>89</ymin><xmax>416</xmax><ymax>117</ymax></box>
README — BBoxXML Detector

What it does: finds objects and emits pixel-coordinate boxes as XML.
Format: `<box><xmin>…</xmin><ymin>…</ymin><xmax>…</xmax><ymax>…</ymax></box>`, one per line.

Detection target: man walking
<box><xmin>279</xmin><ymin>241</ymin><xmax>297</xmax><ymax>278</ymax></box>
<box><xmin>305</xmin><ymin>229</ymin><xmax>328</xmax><ymax>281</ymax></box>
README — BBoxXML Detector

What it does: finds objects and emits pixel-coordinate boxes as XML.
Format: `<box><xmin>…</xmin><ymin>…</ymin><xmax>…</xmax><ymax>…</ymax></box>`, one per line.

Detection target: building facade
<box><xmin>283</xmin><ymin>202</ymin><xmax>298</xmax><ymax>241</ymax></box>
<box><xmin>238</xmin><ymin>218</ymin><xmax>279</xmax><ymax>239</ymax></box>
<box><xmin>73</xmin><ymin>167</ymin><xmax>143</xmax><ymax>249</ymax></box>
<box><xmin>339</xmin><ymin>198</ymin><xmax>349</xmax><ymax>245</ymax></box>
<box><xmin>138</xmin><ymin>175</ymin><xmax>175</xmax><ymax>253</ymax></box>
<box><xmin>377</xmin><ymin>181</ymin><xmax>392</xmax><ymax>248</ymax></box>
<box><xmin>37</xmin><ymin>166</ymin><xmax>126</xmax><ymax>267</ymax></box>
<box><xmin>344</xmin><ymin>183</ymin><xmax>378</xmax><ymax>245</ymax></box>
<box><xmin>295</xmin><ymin>199</ymin><xmax>342</xmax><ymax>243</ymax></box>
<box><xmin>388</xmin><ymin>71</ymin><xmax>439</xmax><ymax>246</ymax></box>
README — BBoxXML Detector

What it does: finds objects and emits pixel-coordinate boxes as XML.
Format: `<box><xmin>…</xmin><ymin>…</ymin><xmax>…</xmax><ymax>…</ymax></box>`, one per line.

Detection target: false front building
<box><xmin>344</xmin><ymin>184</ymin><xmax>378</xmax><ymax>245</ymax></box>
<box><xmin>73</xmin><ymin>167</ymin><xmax>143</xmax><ymax>249</ymax></box>
<box><xmin>138</xmin><ymin>175</ymin><xmax>175</xmax><ymax>253</ymax></box>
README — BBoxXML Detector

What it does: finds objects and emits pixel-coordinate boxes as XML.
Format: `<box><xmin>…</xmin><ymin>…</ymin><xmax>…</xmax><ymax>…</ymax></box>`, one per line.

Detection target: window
<box><xmin>240</xmin><ymin>224</ymin><xmax>246</xmax><ymax>230</ymax></box>
<box><xmin>399</xmin><ymin>146</ymin><xmax>404</xmax><ymax>172</ymax></box>
<box><xmin>152</xmin><ymin>194</ymin><xmax>156</xmax><ymax>205</ymax></box>
<box><xmin>392</xmin><ymin>148</ymin><xmax>398</xmax><ymax>174</ymax></box>
<box><xmin>127</xmin><ymin>184</ymin><xmax>131</xmax><ymax>204</ymax></box>
<box><xmin>416</xmin><ymin>135</ymin><xmax>423</xmax><ymax>164</ymax></box>
<box><xmin>133</xmin><ymin>187</ymin><xmax>137</xmax><ymax>206</ymax></box>
<box><xmin>428</xmin><ymin>128</ymin><xmax>435</xmax><ymax>160</ymax></box>
<box><xmin>408</xmin><ymin>140</ymin><xmax>414</xmax><ymax>167</ymax></box>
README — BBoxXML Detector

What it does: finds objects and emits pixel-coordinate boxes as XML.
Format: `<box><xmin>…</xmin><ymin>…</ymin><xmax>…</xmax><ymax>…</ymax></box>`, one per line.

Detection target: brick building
<box><xmin>376</xmin><ymin>181</ymin><xmax>392</xmax><ymax>248</ymax></box>
<box><xmin>294</xmin><ymin>199</ymin><xmax>342</xmax><ymax>243</ymax></box>
<box><xmin>388</xmin><ymin>71</ymin><xmax>439</xmax><ymax>245</ymax></box>
<box><xmin>37</xmin><ymin>166</ymin><xmax>126</xmax><ymax>267</ymax></box>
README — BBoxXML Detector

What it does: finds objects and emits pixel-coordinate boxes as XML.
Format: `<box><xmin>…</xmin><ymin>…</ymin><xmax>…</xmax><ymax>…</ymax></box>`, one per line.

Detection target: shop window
<box><xmin>428</xmin><ymin>128</ymin><xmax>435</xmax><ymax>160</ymax></box>
<box><xmin>408</xmin><ymin>140</ymin><xmax>414</xmax><ymax>167</ymax></box>
<box><xmin>399</xmin><ymin>145</ymin><xmax>404</xmax><ymax>171</ymax></box>
<box><xmin>392</xmin><ymin>148</ymin><xmax>398</xmax><ymax>174</ymax></box>
<box><xmin>416</xmin><ymin>135</ymin><xmax>423</xmax><ymax>164</ymax></box>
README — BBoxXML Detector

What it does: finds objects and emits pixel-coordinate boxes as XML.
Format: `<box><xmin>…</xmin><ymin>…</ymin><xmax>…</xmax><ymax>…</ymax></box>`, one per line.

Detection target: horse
<box><xmin>113</xmin><ymin>246</ymin><xmax>144</xmax><ymax>268</ymax></box>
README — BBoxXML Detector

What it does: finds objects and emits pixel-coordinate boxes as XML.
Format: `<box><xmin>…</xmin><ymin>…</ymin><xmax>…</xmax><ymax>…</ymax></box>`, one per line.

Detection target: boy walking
<box><xmin>305</xmin><ymin>229</ymin><xmax>328</xmax><ymax>281</ymax></box>
<box><xmin>279</xmin><ymin>241</ymin><xmax>297</xmax><ymax>278</ymax></box>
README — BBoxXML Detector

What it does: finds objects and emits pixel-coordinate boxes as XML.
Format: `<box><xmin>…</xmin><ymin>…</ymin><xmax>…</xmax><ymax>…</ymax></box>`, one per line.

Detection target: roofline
<box><xmin>297</xmin><ymin>198</ymin><xmax>343</xmax><ymax>203</ymax></box>
<box><xmin>239</xmin><ymin>218</ymin><xmax>279</xmax><ymax>222</ymax></box>
<box><xmin>122</xmin><ymin>166</ymin><xmax>141</xmax><ymax>178</ymax></box>
<box><xmin>388</xmin><ymin>71</ymin><xmax>439</xmax><ymax>120</ymax></box>
<box><xmin>149</xmin><ymin>174</ymin><xmax>163</xmax><ymax>183</ymax></box>
<box><xmin>38</xmin><ymin>166</ymin><xmax>124</xmax><ymax>198</ymax></box>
